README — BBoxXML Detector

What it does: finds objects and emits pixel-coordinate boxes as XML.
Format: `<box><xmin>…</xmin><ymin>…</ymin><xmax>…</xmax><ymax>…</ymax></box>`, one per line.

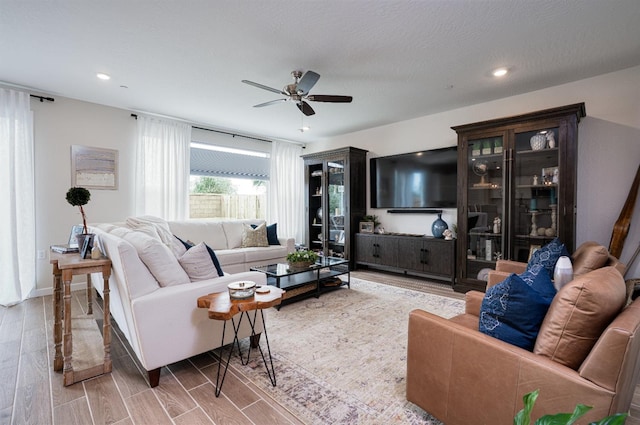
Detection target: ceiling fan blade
<box><xmin>297</xmin><ymin>101</ymin><xmax>315</xmax><ymax>116</ymax></box>
<box><xmin>253</xmin><ymin>99</ymin><xmax>287</xmax><ymax>108</ymax></box>
<box><xmin>296</xmin><ymin>70</ymin><xmax>320</xmax><ymax>95</ymax></box>
<box><xmin>242</xmin><ymin>80</ymin><xmax>286</xmax><ymax>95</ymax></box>
<box><xmin>307</xmin><ymin>95</ymin><xmax>353</xmax><ymax>103</ymax></box>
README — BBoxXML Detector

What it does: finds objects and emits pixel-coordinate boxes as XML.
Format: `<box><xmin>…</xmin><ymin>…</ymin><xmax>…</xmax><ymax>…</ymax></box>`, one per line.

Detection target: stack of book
<box><xmin>51</xmin><ymin>244</ymin><xmax>79</xmax><ymax>254</ymax></box>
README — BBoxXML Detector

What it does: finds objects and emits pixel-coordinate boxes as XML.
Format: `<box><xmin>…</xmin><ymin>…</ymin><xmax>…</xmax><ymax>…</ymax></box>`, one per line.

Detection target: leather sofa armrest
<box><xmin>406</xmin><ymin>309</ymin><xmax>611</xmax><ymax>424</ymax></box>
<box><xmin>464</xmin><ymin>290</ymin><xmax>484</xmax><ymax>316</ymax></box>
<box><xmin>487</xmin><ymin>270</ymin><xmax>511</xmax><ymax>289</ymax></box>
<box><xmin>495</xmin><ymin>259</ymin><xmax>527</xmax><ymax>274</ymax></box>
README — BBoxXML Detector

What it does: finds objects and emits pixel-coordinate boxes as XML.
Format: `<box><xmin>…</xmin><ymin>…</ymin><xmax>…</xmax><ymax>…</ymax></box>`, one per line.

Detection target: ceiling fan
<box><xmin>242</xmin><ymin>70</ymin><xmax>352</xmax><ymax>116</ymax></box>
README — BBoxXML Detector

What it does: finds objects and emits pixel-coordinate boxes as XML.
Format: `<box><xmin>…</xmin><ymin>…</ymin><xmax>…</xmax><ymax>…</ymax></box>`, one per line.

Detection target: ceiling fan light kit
<box><xmin>242</xmin><ymin>70</ymin><xmax>353</xmax><ymax>116</ymax></box>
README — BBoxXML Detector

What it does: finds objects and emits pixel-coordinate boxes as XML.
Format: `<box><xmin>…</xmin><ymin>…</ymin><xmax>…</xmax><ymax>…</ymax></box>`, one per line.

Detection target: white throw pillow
<box><xmin>121</xmin><ymin>231</ymin><xmax>190</xmax><ymax>287</ymax></box>
<box><xmin>179</xmin><ymin>242</ymin><xmax>219</xmax><ymax>281</ymax></box>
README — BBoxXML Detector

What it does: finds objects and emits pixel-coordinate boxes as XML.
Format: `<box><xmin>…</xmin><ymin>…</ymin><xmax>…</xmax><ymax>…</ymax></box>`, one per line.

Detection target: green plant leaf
<box><xmin>589</xmin><ymin>413</ymin><xmax>628</xmax><ymax>425</ymax></box>
<box><xmin>534</xmin><ymin>404</ymin><xmax>591</xmax><ymax>425</ymax></box>
<box><xmin>514</xmin><ymin>389</ymin><xmax>539</xmax><ymax>425</ymax></box>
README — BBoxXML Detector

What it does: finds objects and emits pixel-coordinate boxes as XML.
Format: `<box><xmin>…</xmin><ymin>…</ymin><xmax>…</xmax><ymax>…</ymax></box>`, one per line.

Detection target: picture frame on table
<box><xmin>528</xmin><ymin>244</ymin><xmax>542</xmax><ymax>261</ymax></box>
<box><xmin>80</xmin><ymin>233</ymin><xmax>95</xmax><ymax>259</ymax></box>
<box><xmin>68</xmin><ymin>225</ymin><xmax>85</xmax><ymax>248</ymax></box>
<box><xmin>359</xmin><ymin>221</ymin><xmax>374</xmax><ymax>233</ymax></box>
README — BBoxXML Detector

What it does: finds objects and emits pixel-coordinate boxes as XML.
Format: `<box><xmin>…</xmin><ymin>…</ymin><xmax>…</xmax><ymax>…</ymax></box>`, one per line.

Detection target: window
<box><xmin>189</xmin><ymin>139</ymin><xmax>270</xmax><ymax>220</ymax></box>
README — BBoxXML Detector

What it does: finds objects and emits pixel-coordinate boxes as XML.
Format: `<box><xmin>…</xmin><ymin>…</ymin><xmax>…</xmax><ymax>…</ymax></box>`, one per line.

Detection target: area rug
<box><xmin>226</xmin><ymin>278</ymin><xmax>465</xmax><ymax>424</ymax></box>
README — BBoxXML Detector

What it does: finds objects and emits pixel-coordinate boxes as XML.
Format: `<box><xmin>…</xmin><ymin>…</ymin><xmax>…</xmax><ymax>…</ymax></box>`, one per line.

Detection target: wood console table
<box><xmin>50</xmin><ymin>251</ymin><xmax>112</xmax><ymax>386</ymax></box>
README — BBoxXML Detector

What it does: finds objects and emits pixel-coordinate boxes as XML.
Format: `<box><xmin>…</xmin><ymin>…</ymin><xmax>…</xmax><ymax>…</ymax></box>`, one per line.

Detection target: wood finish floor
<box><xmin>0</xmin><ymin>291</ymin><xmax>303</xmax><ymax>425</ymax></box>
<box><xmin>2</xmin><ymin>274</ymin><xmax>640</xmax><ymax>425</ymax></box>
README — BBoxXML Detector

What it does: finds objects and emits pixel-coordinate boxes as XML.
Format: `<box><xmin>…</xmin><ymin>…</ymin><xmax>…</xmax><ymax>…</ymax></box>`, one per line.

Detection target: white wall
<box><xmin>306</xmin><ymin>66</ymin><xmax>640</xmax><ymax>278</ymax></box>
<box><xmin>32</xmin><ymin>97</ymin><xmax>137</xmax><ymax>293</ymax></box>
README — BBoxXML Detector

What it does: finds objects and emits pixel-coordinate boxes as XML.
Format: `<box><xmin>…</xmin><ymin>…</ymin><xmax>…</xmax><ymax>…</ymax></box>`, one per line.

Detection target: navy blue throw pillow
<box><xmin>526</xmin><ymin>238</ymin><xmax>570</xmax><ymax>279</ymax></box>
<box><xmin>174</xmin><ymin>235</ymin><xmax>224</xmax><ymax>277</ymax></box>
<box><xmin>479</xmin><ymin>272</ymin><xmax>555</xmax><ymax>351</ymax></box>
<box><xmin>251</xmin><ymin>223</ymin><xmax>280</xmax><ymax>245</ymax></box>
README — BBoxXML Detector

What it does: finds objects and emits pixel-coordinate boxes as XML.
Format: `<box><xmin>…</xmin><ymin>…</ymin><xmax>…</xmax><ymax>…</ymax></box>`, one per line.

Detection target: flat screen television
<box><xmin>370</xmin><ymin>146</ymin><xmax>458</xmax><ymax>209</ymax></box>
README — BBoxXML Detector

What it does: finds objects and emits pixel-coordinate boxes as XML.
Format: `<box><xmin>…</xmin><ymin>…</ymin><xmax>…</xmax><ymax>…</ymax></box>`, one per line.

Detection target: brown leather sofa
<box><xmin>406</xmin><ymin>247</ymin><xmax>640</xmax><ymax>424</ymax></box>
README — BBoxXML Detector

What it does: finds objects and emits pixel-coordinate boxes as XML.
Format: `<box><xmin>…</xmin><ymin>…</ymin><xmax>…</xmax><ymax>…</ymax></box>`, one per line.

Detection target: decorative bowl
<box><xmin>530</xmin><ymin>134</ymin><xmax>546</xmax><ymax>150</ymax></box>
<box><xmin>228</xmin><ymin>281</ymin><xmax>256</xmax><ymax>299</ymax></box>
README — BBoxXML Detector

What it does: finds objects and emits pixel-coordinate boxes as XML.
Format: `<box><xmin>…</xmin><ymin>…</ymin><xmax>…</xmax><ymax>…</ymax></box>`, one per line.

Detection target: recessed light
<box><xmin>492</xmin><ymin>68</ymin><xmax>509</xmax><ymax>77</ymax></box>
<box><xmin>96</xmin><ymin>73</ymin><xmax>111</xmax><ymax>80</ymax></box>
<box><xmin>299</xmin><ymin>126</ymin><xmax>310</xmax><ymax>132</ymax></box>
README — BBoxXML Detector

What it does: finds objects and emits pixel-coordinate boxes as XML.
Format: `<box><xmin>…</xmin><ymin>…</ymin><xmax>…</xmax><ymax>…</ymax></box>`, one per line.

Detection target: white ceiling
<box><xmin>2</xmin><ymin>1</ymin><xmax>639</xmax><ymax>143</ymax></box>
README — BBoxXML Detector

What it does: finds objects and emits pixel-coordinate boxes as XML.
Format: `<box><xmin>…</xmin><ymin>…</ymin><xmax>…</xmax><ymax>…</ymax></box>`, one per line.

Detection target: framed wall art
<box><xmin>71</xmin><ymin>145</ymin><xmax>118</xmax><ymax>189</ymax></box>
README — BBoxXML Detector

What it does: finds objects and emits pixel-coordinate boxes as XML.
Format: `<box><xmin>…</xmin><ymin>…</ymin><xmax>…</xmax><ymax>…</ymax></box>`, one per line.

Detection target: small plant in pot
<box><xmin>66</xmin><ymin>187</ymin><xmax>92</xmax><ymax>253</ymax></box>
<box><xmin>287</xmin><ymin>249</ymin><xmax>319</xmax><ymax>270</ymax></box>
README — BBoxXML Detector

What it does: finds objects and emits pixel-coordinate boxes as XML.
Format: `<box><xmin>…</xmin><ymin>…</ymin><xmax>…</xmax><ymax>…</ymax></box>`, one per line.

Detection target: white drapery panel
<box><xmin>268</xmin><ymin>141</ymin><xmax>304</xmax><ymax>242</ymax></box>
<box><xmin>135</xmin><ymin>116</ymin><xmax>191</xmax><ymax>220</ymax></box>
<box><xmin>0</xmin><ymin>89</ymin><xmax>35</xmax><ymax>306</ymax></box>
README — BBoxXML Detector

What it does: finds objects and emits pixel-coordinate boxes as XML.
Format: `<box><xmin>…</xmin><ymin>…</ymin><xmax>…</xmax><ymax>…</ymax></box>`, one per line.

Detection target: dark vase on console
<box><xmin>431</xmin><ymin>213</ymin><xmax>448</xmax><ymax>239</ymax></box>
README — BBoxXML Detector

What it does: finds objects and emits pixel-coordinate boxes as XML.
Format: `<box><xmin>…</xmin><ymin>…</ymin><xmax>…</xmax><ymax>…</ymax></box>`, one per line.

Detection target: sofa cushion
<box><xmin>179</xmin><ymin>242</ymin><xmax>221</xmax><ymax>281</ymax></box>
<box><xmin>215</xmin><ymin>249</ymin><xmax>247</xmax><ymax>266</ymax></box>
<box><xmin>479</xmin><ymin>272</ymin><xmax>555</xmax><ymax>350</ymax></box>
<box><xmin>121</xmin><ymin>231</ymin><xmax>190</xmax><ymax>287</ymax></box>
<box><xmin>571</xmin><ymin>241</ymin><xmax>609</xmax><ymax>276</ymax></box>
<box><xmin>127</xmin><ymin>216</ymin><xmax>187</xmax><ymax>257</ymax></box>
<box><xmin>526</xmin><ymin>238</ymin><xmax>570</xmax><ymax>279</ymax></box>
<box><xmin>243</xmin><ymin>245</ymin><xmax>289</xmax><ymax>263</ymax></box>
<box><xmin>169</xmin><ymin>221</ymin><xmax>228</xmax><ymax>250</ymax></box>
<box><xmin>242</xmin><ymin>223</ymin><xmax>269</xmax><ymax>247</ymax></box>
<box><xmin>533</xmin><ymin>266</ymin><xmax>626</xmax><ymax>369</ymax></box>
<box><xmin>251</xmin><ymin>223</ymin><xmax>280</xmax><ymax>245</ymax></box>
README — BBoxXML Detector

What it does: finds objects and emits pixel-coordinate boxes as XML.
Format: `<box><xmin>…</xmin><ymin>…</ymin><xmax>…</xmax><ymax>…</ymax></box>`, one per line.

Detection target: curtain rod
<box><xmin>30</xmin><ymin>94</ymin><xmax>55</xmax><ymax>102</ymax></box>
<box><xmin>130</xmin><ymin>113</ymin><xmax>295</xmax><ymax>146</ymax></box>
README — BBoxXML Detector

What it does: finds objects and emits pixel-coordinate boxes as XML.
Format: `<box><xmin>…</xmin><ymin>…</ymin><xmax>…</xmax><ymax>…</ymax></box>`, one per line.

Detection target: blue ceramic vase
<box><xmin>431</xmin><ymin>213</ymin><xmax>448</xmax><ymax>238</ymax></box>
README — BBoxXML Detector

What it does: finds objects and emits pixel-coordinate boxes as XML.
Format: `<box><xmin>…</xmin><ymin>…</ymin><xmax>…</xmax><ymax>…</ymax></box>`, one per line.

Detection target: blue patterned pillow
<box><xmin>526</xmin><ymin>238</ymin><xmax>570</xmax><ymax>279</ymax></box>
<box><xmin>479</xmin><ymin>272</ymin><xmax>556</xmax><ymax>351</ymax></box>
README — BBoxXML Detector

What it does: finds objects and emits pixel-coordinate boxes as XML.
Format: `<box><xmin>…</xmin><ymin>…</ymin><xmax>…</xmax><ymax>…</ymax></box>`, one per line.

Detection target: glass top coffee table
<box><xmin>250</xmin><ymin>257</ymin><xmax>350</xmax><ymax>307</ymax></box>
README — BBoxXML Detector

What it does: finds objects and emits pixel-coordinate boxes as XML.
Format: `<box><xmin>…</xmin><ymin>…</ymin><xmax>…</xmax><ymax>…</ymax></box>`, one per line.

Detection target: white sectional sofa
<box><xmin>89</xmin><ymin>217</ymin><xmax>294</xmax><ymax>387</ymax></box>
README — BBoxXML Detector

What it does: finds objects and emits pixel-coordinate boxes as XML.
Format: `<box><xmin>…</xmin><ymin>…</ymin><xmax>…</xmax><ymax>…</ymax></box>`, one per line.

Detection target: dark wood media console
<box><xmin>355</xmin><ymin>233</ymin><xmax>456</xmax><ymax>285</ymax></box>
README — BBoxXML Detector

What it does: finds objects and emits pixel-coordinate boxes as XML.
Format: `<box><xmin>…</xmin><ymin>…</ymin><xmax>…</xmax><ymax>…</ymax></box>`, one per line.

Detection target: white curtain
<box><xmin>135</xmin><ymin>116</ymin><xmax>191</xmax><ymax>220</ymax></box>
<box><xmin>0</xmin><ymin>89</ymin><xmax>35</xmax><ymax>306</ymax></box>
<box><xmin>268</xmin><ymin>141</ymin><xmax>304</xmax><ymax>242</ymax></box>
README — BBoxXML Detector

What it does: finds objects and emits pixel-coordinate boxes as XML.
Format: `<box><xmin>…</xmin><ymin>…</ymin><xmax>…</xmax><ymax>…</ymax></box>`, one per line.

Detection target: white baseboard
<box><xmin>30</xmin><ymin>280</ymin><xmax>91</xmax><ymax>299</ymax></box>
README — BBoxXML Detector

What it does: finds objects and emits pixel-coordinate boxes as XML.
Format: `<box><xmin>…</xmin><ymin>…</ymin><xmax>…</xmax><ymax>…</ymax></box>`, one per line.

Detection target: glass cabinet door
<box><xmin>327</xmin><ymin>160</ymin><xmax>346</xmax><ymax>258</ymax></box>
<box><xmin>465</xmin><ymin>136</ymin><xmax>504</xmax><ymax>280</ymax></box>
<box><xmin>511</xmin><ymin>127</ymin><xmax>560</xmax><ymax>262</ymax></box>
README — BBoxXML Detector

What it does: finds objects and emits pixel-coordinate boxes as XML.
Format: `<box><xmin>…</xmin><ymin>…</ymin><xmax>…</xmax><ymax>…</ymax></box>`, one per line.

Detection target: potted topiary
<box><xmin>66</xmin><ymin>186</ymin><xmax>92</xmax><ymax>249</ymax></box>
<box><xmin>287</xmin><ymin>249</ymin><xmax>319</xmax><ymax>271</ymax></box>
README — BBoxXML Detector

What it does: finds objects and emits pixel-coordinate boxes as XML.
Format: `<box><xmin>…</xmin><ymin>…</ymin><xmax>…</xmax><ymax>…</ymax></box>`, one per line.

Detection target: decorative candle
<box><xmin>530</xmin><ymin>198</ymin><xmax>537</xmax><ymax>211</ymax></box>
<box><xmin>550</xmin><ymin>188</ymin><xmax>556</xmax><ymax>204</ymax></box>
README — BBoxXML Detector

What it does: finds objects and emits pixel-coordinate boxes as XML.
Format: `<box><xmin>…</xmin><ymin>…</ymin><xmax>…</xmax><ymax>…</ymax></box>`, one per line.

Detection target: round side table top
<box><xmin>197</xmin><ymin>286</ymin><xmax>285</xmax><ymax>320</ymax></box>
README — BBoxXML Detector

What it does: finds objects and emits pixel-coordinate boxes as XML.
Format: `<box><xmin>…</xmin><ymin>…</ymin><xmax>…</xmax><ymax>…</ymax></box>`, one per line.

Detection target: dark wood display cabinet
<box><xmin>355</xmin><ymin>233</ymin><xmax>455</xmax><ymax>285</ymax></box>
<box><xmin>452</xmin><ymin>103</ymin><xmax>586</xmax><ymax>292</ymax></box>
<box><xmin>302</xmin><ymin>147</ymin><xmax>368</xmax><ymax>268</ymax></box>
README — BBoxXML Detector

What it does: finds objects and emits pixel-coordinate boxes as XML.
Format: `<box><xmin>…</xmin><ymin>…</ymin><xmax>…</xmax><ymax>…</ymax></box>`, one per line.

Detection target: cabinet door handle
<box><xmin>424</xmin><ymin>249</ymin><xmax>429</xmax><ymax>265</ymax></box>
<box><xmin>419</xmin><ymin>248</ymin><xmax>425</xmax><ymax>264</ymax></box>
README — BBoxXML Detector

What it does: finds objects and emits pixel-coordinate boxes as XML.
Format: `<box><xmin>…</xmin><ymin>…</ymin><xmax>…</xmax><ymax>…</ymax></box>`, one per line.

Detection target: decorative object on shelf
<box><xmin>431</xmin><ymin>213</ymin><xmax>448</xmax><ymax>238</ymax></box>
<box><xmin>362</xmin><ymin>215</ymin><xmax>381</xmax><ymax>228</ymax></box>
<box><xmin>471</xmin><ymin>143</ymin><xmax>481</xmax><ymax>156</ymax></box>
<box><xmin>316</xmin><ymin>207</ymin><xmax>322</xmax><ymax>220</ymax></box>
<box><xmin>359</xmin><ymin>221</ymin><xmax>374</xmax><ymax>233</ymax></box>
<box><xmin>286</xmin><ymin>249</ymin><xmax>319</xmax><ymax>271</ymax></box>
<box><xmin>472</xmin><ymin>159</ymin><xmax>491</xmax><ymax>187</ymax></box>
<box><xmin>553</xmin><ymin>256</ymin><xmax>573</xmax><ymax>291</ymax></box>
<box><xmin>477</xmin><ymin>267</ymin><xmax>492</xmax><ymax>281</ymax></box>
<box><xmin>537</xmin><ymin>227</ymin><xmax>546</xmax><ymax>236</ymax></box>
<box><xmin>550</xmin><ymin>203</ymin><xmax>557</xmax><ymax>232</ymax></box>
<box><xmin>443</xmin><ymin>229</ymin><xmax>453</xmax><ymax>240</ymax></box>
<box><xmin>493</xmin><ymin>138</ymin><xmax>503</xmax><ymax>154</ymax></box>
<box><xmin>227</xmin><ymin>281</ymin><xmax>256</xmax><ymax>299</ymax></box>
<box><xmin>485</xmin><ymin>239</ymin><xmax>493</xmax><ymax>261</ymax></box>
<box><xmin>481</xmin><ymin>140</ymin><xmax>492</xmax><ymax>155</ymax></box>
<box><xmin>553</xmin><ymin>168</ymin><xmax>559</xmax><ymax>184</ymax></box>
<box><xmin>530</xmin><ymin>211</ymin><xmax>539</xmax><ymax>236</ymax></box>
<box><xmin>530</xmin><ymin>132</ymin><xmax>546</xmax><ymax>150</ymax></box>
<box><xmin>545</xmin><ymin>227</ymin><xmax>556</xmax><ymax>237</ymax></box>
<box><xmin>546</xmin><ymin>131</ymin><xmax>556</xmax><ymax>148</ymax></box>
<box><xmin>542</xmin><ymin>166</ymin><xmax>558</xmax><ymax>185</ymax></box>
<box><xmin>311</xmin><ymin>170</ymin><xmax>323</xmax><ymax>177</ymax></box>
<box><xmin>529</xmin><ymin>198</ymin><xmax>537</xmax><ymax>211</ymax></box>
<box><xmin>493</xmin><ymin>216</ymin><xmax>501</xmax><ymax>234</ymax></box>
<box><xmin>374</xmin><ymin>226</ymin><xmax>385</xmax><ymax>235</ymax></box>
<box><xmin>532</xmin><ymin>174</ymin><xmax>539</xmax><ymax>185</ymax></box>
